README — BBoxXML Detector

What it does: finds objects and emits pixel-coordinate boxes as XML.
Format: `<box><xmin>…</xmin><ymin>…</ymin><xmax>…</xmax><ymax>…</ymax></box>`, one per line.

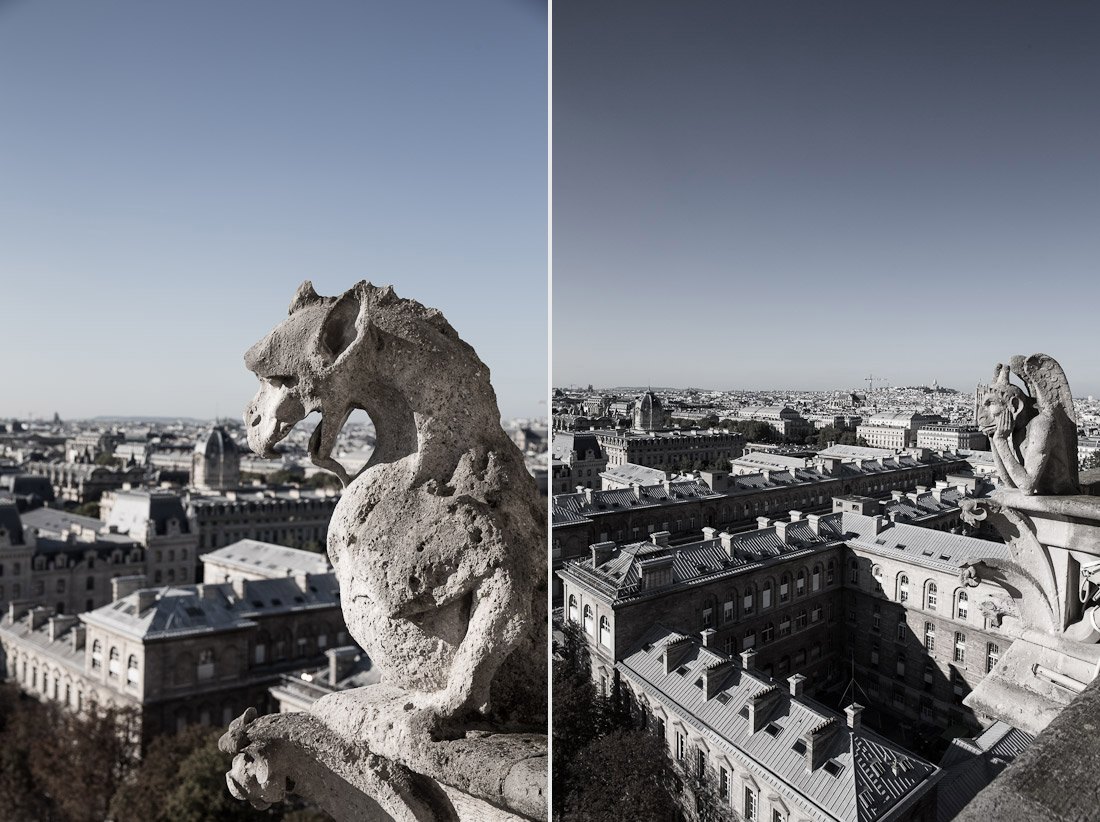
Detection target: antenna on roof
<box><xmin>837</xmin><ymin>647</ymin><xmax>872</xmax><ymax>714</ymax></box>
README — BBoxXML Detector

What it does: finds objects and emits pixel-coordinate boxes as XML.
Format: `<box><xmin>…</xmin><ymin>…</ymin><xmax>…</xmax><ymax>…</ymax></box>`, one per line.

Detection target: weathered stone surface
<box><xmin>227</xmin><ymin>281</ymin><xmax>547</xmax><ymax>820</ymax></box>
<box><xmin>957</xmin><ymin>674</ymin><xmax>1100</xmax><ymax>822</ymax></box>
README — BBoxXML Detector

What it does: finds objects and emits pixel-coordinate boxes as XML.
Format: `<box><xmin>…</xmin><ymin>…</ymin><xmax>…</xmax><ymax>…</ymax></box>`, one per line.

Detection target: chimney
<box><xmin>845</xmin><ymin>703</ymin><xmax>864</xmax><ymax>731</ymax></box>
<box><xmin>7</xmin><ymin>601</ymin><xmax>29</xmax><ymax>623</ymax></box>
<box><xmin>650</xmin><ymin>531</ymin><xmax>670</xmax><ymax>547</ymax></box>
<box><xmin>719</xmin><ymin>531</ymin><xmax>735</xmax><ymax>556</ymax></box>
<box><xmin>806</xmin><ymin>514</ymin><xmax>822</xmax><ymax>536</ymax></box>
<box><xmin>294</xmin><ymin>571</ymin><xmax>311</xmax><ymax>593</ymax></box>
<box><xmin>591</xmin><ymin>541</ymin><xmax>616</xmax><ymax>565</ymax></box>
<box><xmin>29</xmin><ymin>607</ymin><xmax>49</xmax><ymax>631</ymax></box>
<box><xmin>789</xmin><ymin>510</ymin><xmax>803</xmax><ymax>522</ymax></box>
<box><xmin>702</xmin><ymin>659</ymin><xmax>735</xmax><ymax>700</ymax></box>
<box><xmin>756</xmin><ymin>516</ymin><xmax>771</xmax><ymax>530</ymax></box>
<box><xmin>136</xmin><ymin>589</ymin><xmax>159</xmax><ymax>612</ymax></box>
<box><xmin>71</xmin><ymin>623</ymin><xmax>86</xmax><ymax>652</ymax></box>
<box><xmin>747</xmin><ymin>685</ymin><xmax>781</xmax><ymax>733</ymax></box>
<box><xmin>632</xmin><ymin>483</ymin><xmax>643</xmax><ymax>500</ymax></box>
<box><xmin>740</xmin><ymin>648</ymin><xmax>756</xmax><ymax>671</ymax></box>
<box><xmin>326</xmin><ymin>646</ymin><xmax>359</xmax><ymax>686</ymax></box>
<box><xmin>232</xmin><ymin>577</ymin><xmax>249</xmax><ymax>599</ymax></box>
<box><xmin>761</xmin><ymin>470</ymin><xmax>771</xmax><ymax>483</ymax></box>
<box><xmin>872</xmin><ymin>515</ymin><xmax>886</xmax><ymax>534</ymax></box>
<box><xmin>700</xmin><ymin>628</ymin><xmax>715</xmax><ymax>647</ymax></box>
<box><xmin>931</xmin><ymin>487</ymin><xmax>943</xmax><ymax>502</ymax></box>
<box><xmin>48</xmin><ymin>614</ymin><xmax>77</xmax><ymax>642</ymax></box>
<box><xmin>891</xmin><ymin>490</ymin><xmax>904</xmax><ymax>501</ymax></box>
<box><xmin>788</xmin><ymin>673</ymin><xmax>806</xmax><ymax>697</ymax></box>
<box><xmin>775</xmin><ymin>520</ymin><xmax>793</xmax><ymax>544</ymax></box>
<box><xmin>662</xmin><ymin>637</ymin><xmax>691</xmax><ymax>674</ymax></box>
<box><xmin>915</xmin><ymin>485</ymin><xmax>928</xmax><ymax>494</ymax></box>
<box><xmin>583</xmin><ymin>488</ymin><xmax>595</xmax><ymax>504</ymax></box>
<box><xmin>111</xmin><ymin>575</ymin><xmax>147</xmax><ymax>602</ymax></box>
<box><xmin>702</xmin><ymin>526</ymin><xmax>718</xmax><ymax>541</ymax></box>
<box><xmin>802</xmin><ymin>718</ymin><xmax>841</xmax><ymax>771</ymax></box>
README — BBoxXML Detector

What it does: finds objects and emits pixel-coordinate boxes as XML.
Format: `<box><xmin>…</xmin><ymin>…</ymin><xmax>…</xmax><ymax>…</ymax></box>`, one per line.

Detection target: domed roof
<box><xmin>195</xmin><ymin>426</ymin><xmax>239</xmax><ymax>457</ymax></box>
<box><xmin>638</xmin><ymin>390</ymin><xmax>660</xmax><ymax>410</ymax></box>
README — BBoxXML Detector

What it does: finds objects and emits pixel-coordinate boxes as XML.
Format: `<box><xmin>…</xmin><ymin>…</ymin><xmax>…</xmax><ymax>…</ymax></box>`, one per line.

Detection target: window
<box><xmin>91</xmin><ymin>640</ymin><xmax>102</xmax><ymax>670</ymax></box>
<box><xmin>599</xmin><ymin>616</ymin><xmax>611</xmax><ymax>649</ymax></box>
<box><xmin>826</xmin><ymin>560</ymin><xmax>835</xmax><ymax>585</ymax></box>
<box><xmin>987</xmin><ymin>642</ymin><xmax>1000</xmax><ymax>673</ymax></box>
<box><xmin>896</xmin><ymin>652</ymin><xmax>906</xmax><ymax>677</ymax></box>
<box><xmin>743</xmin><ymin>628</ymin><xmax>756</xmax><ymax>649</ymax></box>
<box><xmin>897</xmin><ymin>621</ymin><xmax>907</xmax><ymax>642</ymax></box>
<box><xmin>108</xmin><ymin>647</ymin><xmax>120</xmax><ymax>678</ymax></box>
<box><xmin>796</xmin><ymin>609</ymin><xmax>807</xmax><ymax>630</ymax></box>
<box><xmin>127</xmin><ymin>655</ymin><xmax>139</xmax><ymax>685</ymax></box>
<box><xmin>773</xmin><ymin>809</ymin><xmax>787</xmax><ymax>822</ymax></box>
<box><xmin>871</xmin><ymin>604</ymin><xmax>881</xmax><ymax>632</ymax></box>
<box><xmin>954</xmin><ymin>633</ymin><xmax>967</xmax><ymax>664</ymax></box>
<box><xmin>568</xmin><ymin>595</ymin><xmax>578</xmax><ymax>623</ymax></box>
<box><xmin>870</xmin><ymin>643</ymin><xmax>880</xmax><ymax>666</ymax></box>
<box><xmin>676</xmin><ymin>731</ymin><xmax>685</xmax><ymax>761</ymax></box>
<box><xmin>56</xmin><ymin>579</ymin><xmax>65</xmax><ymax>594</ymax></box>
<box><xmin>702</xmin><ymin>605</ymin><xmax>713</xmax><ymax>628</ymax></box>
<box><xmin>197</xmin><ymin>649</ymin><xmax>215</xmax><ymax>681</ymax></box>
<box><xmin>744</xmin><ymin>786</ymin><xmax>758</xmax><ymax>821</ymax></box>
<box><xmin>796</xmin><ymin>570</ymin><xmax>806</xmax><ymax>596</ymax></box>
<box><xmin>926</xmin><ymin>582</ymin><xmax>938</xmax><ymax>610</ymax></box>
<box><xmin>719</xmin><ymin>766</ymin><xmax>729</xmax><ymax>801</ymax></box>
<box><xmin>849</xmin><ymin>560</ymin><xmax>860</xmax><ymax>584</ymax></box>
<box><xmin>924</xmin><ymin>622</ymin><xmax>936</xmax><ymax>653</ymax></box>
<box><xmin>761</xmin><ymin>623</ymin><xmax>774</xmax><ymax>644</ymax></box>
<box><xmin>762</xmin><ymin>582</ymin><xmax>773</xmax><ymax>609</ymax></box>
<box><xmin>86</xmin><ymin>576</ymin><xmax>95</xmax><ymax>591</ymax></box>
<box><xmin>743</xmin><ymin>590</ymin><xmax>754</xmax><ymax>614</ymax></box>
<box><xmin>583</xmin><ymin>604</ymin><xmax>593</xmax><ymax>635</ymax></box>
<box><xmin>811</xmin><ymin>567</ymin><xmax>821</xmax><ymax>592</ymax></box>
<box><xmin>811</xmin><ymin>605</ymin><xmax>822</xmax><ymax>623</ymax></box>
<box><xmin>899</xmin><ymin>574</ymin><xmax>910</xmax><ymax>603</ymax></box>
<box><xmin>780</xmin><ymin>576</ymin><xmax>790</xmax><ymax>602</ymax></box>
<box><xmin>779</xmin><ymin>615</ymin><xmax>791</xmax><ymax>637</ymax></box>
<box><xmin>957</xmin><ymin>591</ymin><xmax>969</xmax><ymax>620</ymax></box>
<box><xmin>696</xmin><ymin>748</ymin><xmax>705</xmax><ymax>779</ymax></box>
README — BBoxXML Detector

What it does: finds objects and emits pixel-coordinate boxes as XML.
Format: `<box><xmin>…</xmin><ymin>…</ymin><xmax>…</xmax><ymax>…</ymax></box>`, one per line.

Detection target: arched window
<box><xmin>898</xmin><ymin>574</ymin><xmax>910</xmax><ymax>603</ymax></box>
<box><xmin>796</xmin><ymin>570</ymin><xmax>806</xmax><ymax>597</ymax></box>
<box><xmin>761</xmin><ymin>581</ymin><xmax>773</xmax><ymax>609</ymax></box>
<box><xmin>761</xmin><ymin>623</ymin><xmax>774</xmax><ymax>644</ymax></box>
<box><xmin>583</xmin><ymin>604</ymin><xmax>594</xmax><ymax>635</ymax></box>
<box><xmin>568</xmin><ymin>595</ymin><xmax>578</xmax><ymax>623</ymax></box>
<box><xmin>811</xmin><ymin>565</ymin><xmax>821</xmax><ymax>592</ymax></box>
<box><xmin>127</xmin><ymin>655</ymin><xmax>139</xmax><ymax>685</ymax></box>
<box><xmin>599</xmin><ymin>616</ymin><xmax>611</xmax><ymax>649</ymax></box>
<box><xmin>108</xmin><ymin>647</ymin><xmax>120</xmax><ymax>678</ymax></box>
<box><xmin>826</xmin><ymin>559</ymin><xmax>835</xmax><ymax>585</ymax></box>
<box><xmin>197</xmin><ymin>649</ymin><xmax>215</xmax><ymax>681</ymax></box>
<box><xmin>91</xmin><ymin>640</ymin><xmax>103</xmax><ymax>670</ymax></box>
<box><xmin>743</xmin><ymin>628</ymin><xmax>756</xmax><ymax>649</ymax></box>
<box><xmin>926</xmin><ymin>582</ymin><xmax>938</xmax><ymax>610</ymax></box>
<box><xmin>957</xmin><ymin>591</ymin><xmax>969</xmax><ymax>620</ymax></box>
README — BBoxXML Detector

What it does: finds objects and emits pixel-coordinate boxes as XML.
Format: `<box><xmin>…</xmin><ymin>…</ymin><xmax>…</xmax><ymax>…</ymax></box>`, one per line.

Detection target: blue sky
<box><xmin>554</xmin><ymin>1</ymin><xmax>1100</xmax><ymax>396</ymax></box>
<box><xmin>0</xmin><ymin>0</ymin><xmax>546</xmax><ymax>420</ymax></box>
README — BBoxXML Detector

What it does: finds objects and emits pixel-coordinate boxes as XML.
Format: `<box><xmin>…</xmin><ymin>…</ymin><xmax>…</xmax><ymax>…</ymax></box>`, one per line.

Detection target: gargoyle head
<box><xmin>242</xmin><ymin>281</ymin><xmax>372</xmax><ymax>468</ymax></box>
<box><xmin>977</xmin><ymin>363</ymin><xmax>1034</xmax><ymax>438</ymax></box>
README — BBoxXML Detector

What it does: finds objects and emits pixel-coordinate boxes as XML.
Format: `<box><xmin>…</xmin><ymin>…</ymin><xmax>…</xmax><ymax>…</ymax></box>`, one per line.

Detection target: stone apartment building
<box><xmin>559</xmin><ymin>501</ymin><xmax>1015</xmax><ymax>742</ymax></box>
<box><xmin>551</xmin><ymin>431</ymin><xmax>609</xmax><ymax>494</ymax></box>
<box><xmin>25</xmin><ymin>460</ymin><xmax>146</xmax><ymax>504</ymax></box>
<box><xmin>915</xmin><ymin>425</ymin><xmax>989</xmax><ymax>453</ymax></box>
<box><xmin>593</xmin><ymin>427</ymin><xmax>746</xmax><ymax>471</ymax></box>
<box><xmin>187</xmin><ymin>487</ymin><xmax>340</xmax><ymax>552</ymax></box>
<box><xmin>857</xmin><ymin>413</ymin><xmax>944</xmax><ymax>450</ymax></box>
<box><xmin>0</xmin><ymin>547</ymin><xmax>348</xmax><ymax>739</ymax></box>
<box><xmin>736</xmin><ymin>405</ymin><xmax>816</xmax><ymax>441</ymax></box>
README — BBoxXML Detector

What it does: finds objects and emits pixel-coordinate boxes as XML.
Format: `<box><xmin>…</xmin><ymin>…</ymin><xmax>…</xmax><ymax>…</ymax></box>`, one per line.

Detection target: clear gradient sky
<box><xmin>0</xmin><ymin>0</ymin><xmax>546</xmax><ymax>420</ymax></box>
<box><xmin>554</xmin><ymin>1</ymin><xmax>1100</xmax><ymax>396</ymax></box>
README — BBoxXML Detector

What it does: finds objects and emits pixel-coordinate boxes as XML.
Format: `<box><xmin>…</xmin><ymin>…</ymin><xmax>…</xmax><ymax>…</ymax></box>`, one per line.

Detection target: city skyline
<box><xmin>0</xmin><ymin>0</ymin><xmax>547</xmax><ymax>421</ymax></box>
<box><xmin>554</xmin><ymin>1</ymin><xmax>1100</xmax><ymax>395</ymax></box>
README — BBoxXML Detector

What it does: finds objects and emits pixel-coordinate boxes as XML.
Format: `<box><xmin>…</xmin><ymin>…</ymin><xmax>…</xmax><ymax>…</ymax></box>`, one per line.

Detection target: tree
<box><xmin>563</xmin><ymin>728</ymin><xmax>679</xmax><ymax>822</ymax></box>
<box><xmin>94</xmin><ymin>453</ymin><xmax>119</xmax><ymax>467</ymax></box>
<box><xmin>553</xmin><ymin>622</ymin><xmax>601</xmax><ymax>818</ymax></box>
<box><xmin>162</xmin><ymin>731</ymin><xmax>280</xmax><ymax>822</ymax></box>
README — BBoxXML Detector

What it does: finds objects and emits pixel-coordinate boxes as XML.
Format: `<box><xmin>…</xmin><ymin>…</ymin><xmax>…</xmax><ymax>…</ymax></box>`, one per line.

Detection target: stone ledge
<box><xmin>956</xmin><ymin>673</ymin><xmax>1100</xmax><ymax>822</ymax></box>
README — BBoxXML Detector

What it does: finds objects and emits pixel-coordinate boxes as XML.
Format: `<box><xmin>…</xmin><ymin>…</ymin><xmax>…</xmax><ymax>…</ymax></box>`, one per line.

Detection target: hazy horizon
<box><xmin>1</xmin><ymin>0</ymin><xmax>547</xmax><ymax>421</ymax></box>
<box><xmin>554</xmin><ymin>1</ymin><xmax>1100</xmax><ymax>396</ymax></box>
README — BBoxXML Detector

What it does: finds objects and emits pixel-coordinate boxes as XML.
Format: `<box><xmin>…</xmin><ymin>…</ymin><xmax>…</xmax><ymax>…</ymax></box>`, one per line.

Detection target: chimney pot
<box><xmin>788</xmin><ymin>673</ymin><xmax>806</xmax><ymax>697</ymax></box>
<box><xmin>740</xmin><ymin>648</ymin><xmax>756</xmax><ymax>671</ymax></box>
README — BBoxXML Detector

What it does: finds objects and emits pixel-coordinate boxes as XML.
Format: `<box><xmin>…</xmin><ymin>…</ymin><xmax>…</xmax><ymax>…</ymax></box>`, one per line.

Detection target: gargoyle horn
<box><xmin>289</xmin><ymin>280</ymin><xmax>323</xmax><ymax>315</ymax></box>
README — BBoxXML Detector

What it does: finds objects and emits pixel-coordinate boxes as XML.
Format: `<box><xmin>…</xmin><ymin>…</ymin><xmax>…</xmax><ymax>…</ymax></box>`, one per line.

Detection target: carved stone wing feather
<box><xmin>1010</xmin><ymin>353</ymin><xmax>1076</xmax><ymax>427</ymax></box>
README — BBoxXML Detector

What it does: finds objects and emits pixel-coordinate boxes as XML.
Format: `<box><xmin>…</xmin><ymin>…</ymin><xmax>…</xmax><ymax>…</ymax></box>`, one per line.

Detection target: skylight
<box><xmin>823</xmin><ymin>760</ymin><xmax>844</xmax><ymax>777</ymax></box>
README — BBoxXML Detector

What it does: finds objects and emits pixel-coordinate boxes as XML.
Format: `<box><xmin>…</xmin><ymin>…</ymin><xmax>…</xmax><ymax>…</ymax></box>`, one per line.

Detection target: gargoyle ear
<box><xmin>289</xmin><ymin>281</ymin><xmax>323</xmax><ymax>315</ymax></box>
<box><xmin>318</xmin><ymin>288</ymin><xmax>365</xmax><ymax>363</ymax></box>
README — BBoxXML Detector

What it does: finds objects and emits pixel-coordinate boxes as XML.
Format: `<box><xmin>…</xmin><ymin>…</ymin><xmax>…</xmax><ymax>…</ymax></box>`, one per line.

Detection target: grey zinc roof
<box><xmin>599</xmin><ymin>463</ymin><xmax>669</xmax><ymax>486</ymax></box>
<box><xmin>21</xmin><ymin>506</ymin><xmax>103</xmax><ymax>536</ymax></box>
<box><xmin>621</xmin><ymin>626</ymin><xmax>938</xmax><ymax>822</ymax></box>
<box><xmin>82</xmin><ymin>574</ymin><xmax>339</xmax><ymax>641</ymax></box>
<box><xmin>0</xmin><ymin>502</ymin><xmax>26</xmax><ymax>545</ymax></box>
<box><xmin>552</xmin><ymin>479</ymin><xmax>720</xmax><ymax>526</ymax></box>
<box><xmin>202</xmin><ymin>539</ymin><xmax>332</xmax><ymax>577</ymax></box>
<box><xmin>840</xmin><ymin>513</ymin><xmax>1011</xmax><ymax>571</ymax></box>
<box><xmin>935</xmin><ymin>721</ymin><xmax>1034</xmax><ymax>822</ymax></box>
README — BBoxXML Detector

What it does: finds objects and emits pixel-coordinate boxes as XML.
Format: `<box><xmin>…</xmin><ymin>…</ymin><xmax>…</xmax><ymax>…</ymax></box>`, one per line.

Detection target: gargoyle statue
<box><xmin>229</xmin><ymin>282</ymin><xmax>546</xmax><ymax>817</ymax></box>
<box><xmin>976</xmin><ymin>353</ymin><xmax>1079</xmax><ymax>496</ymax></box>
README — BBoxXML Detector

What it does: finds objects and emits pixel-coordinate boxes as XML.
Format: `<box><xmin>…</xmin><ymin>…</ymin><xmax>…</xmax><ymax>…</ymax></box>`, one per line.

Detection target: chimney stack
<box><xmin>756</xmin><ymin>516</ymin><xmax>771</xmax><ymax>530</ymax></box>
<box><xmin>806</xmin><ymin>514</ymin><xmax>822</xmax><ymax>536</ymax></box>
<box><xmin>719</xmin><ymin>532</ymin><xmax>735</xmax><ymax>556</ymax></box>
<box><xmin>700</xmin><ymin>628</ymin><xmax>715</xmax><ymax>647</ymax></box>
<box><xmin>650</xmin><ymin>531</ymin><xmax>670</xmax><ymax>547</ymax></box>
<box><xmin>702</xmin><ymin>526</ymin><xmax>718</xmax><ymax>541</ymax></box>
<box><xmin>788</xmin><ymin>673</ymin><xmax>806</xmax><ymax>697</ymax></box>
<box><xmin>591</xmin><ymin>541</ymin><xmax>616</xmax><ymax>566</ymax></box>
<box><xmin>136</xmin><ymin>589</ymin><xmax>159</xmax><ymax>612</ymax></box>
<box><xmin>71</xmin><ymin>623</ymin><xmax>86</xmax><ymax>652</ymax></box>
<box><xmin>845</xmin><ymin>703</ymin><xmax>864</xmax><ymax>731</ymax></box>
<box><xmin>740</xmin><ymin>648</ymin><xmax>756</xmax><ymax>671</ymax></box>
